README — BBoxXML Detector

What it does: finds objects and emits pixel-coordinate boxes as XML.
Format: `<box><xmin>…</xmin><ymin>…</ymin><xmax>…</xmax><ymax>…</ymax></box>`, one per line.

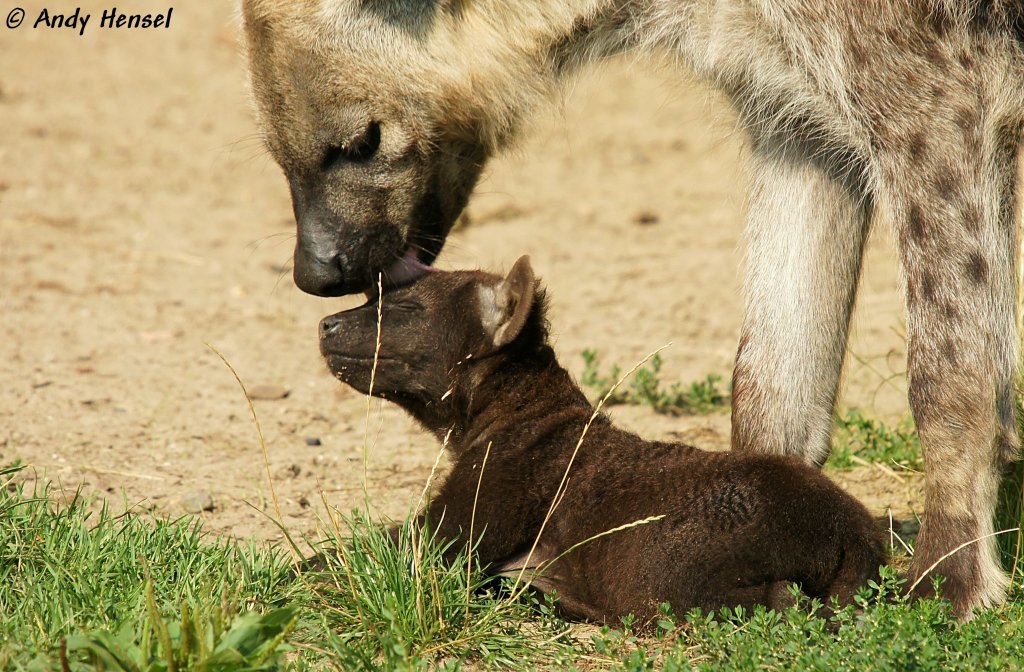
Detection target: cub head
<box><xmin>241</xmin><ymin>0</ymin><xmax>550</xmax><ymax>296</ymax></box>
<box><xmin>319</xmin><ymin>256</ymin><xmax>544</xmax><ymax>420</ymax></box>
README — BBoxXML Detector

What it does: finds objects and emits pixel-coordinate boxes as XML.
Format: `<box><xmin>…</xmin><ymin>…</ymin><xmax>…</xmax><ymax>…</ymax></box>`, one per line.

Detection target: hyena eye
<box><xmin>322</xmin><ymin>121</ymin><xmax>381</xmax><ymax>170</ymax></box>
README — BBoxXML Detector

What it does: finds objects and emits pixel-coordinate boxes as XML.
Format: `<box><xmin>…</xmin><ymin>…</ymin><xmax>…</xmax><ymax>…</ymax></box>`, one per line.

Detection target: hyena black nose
<box><xmin>294</xmin><ymin>243</ymin><xmax>350</xmax><ymax>297</ymax></box>
<box><xmin>319</xmin><ymin>315</ymin><xmax>343</xmax><ymax>339</ymax></box>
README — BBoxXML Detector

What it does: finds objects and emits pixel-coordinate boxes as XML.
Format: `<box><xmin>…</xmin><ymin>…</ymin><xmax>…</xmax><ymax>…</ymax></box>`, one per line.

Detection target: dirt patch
<box><xmin>0</xmin><ymin>2</ymin><xmax>918</xmax><ymax>547</ymax></box>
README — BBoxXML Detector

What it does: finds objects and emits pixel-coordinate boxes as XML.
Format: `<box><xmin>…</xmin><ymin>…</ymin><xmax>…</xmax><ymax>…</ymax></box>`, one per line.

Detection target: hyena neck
<box><xmin>451</xmin><ymin>0</ymin><xmax>716</xmax><ymax>151</ymax></box>
<box><xmin>448</xmin><ymin>345</ymin><xmax>596</xmax><ymax>456</ymax></box>
<box><xmin>540</xmin><ymin>1</ymin><xmax>643</xmax><ymax>76</ymax></box>
<box><xmin>447</xmin><ymin>1</ymin><xmax>645</xmax><ymax>150</ymax></box>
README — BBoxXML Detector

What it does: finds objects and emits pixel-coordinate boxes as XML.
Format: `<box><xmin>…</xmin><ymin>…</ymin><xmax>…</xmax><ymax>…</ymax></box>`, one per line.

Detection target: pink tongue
<box><xmin>386</xmin><ymin>249</ymin><xmax>433</xmax><ymax>285</ymax></box>
<box><xmin>366</xmin><ymin>250</ymin><xmax>433</xmax><ymax>298</ymax></box>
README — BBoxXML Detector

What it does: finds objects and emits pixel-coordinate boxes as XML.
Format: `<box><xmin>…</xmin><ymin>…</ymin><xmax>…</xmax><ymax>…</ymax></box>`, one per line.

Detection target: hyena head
<box><xmin>241</xmin><ymin>0</ymin><xmax>557</xmax><ymax>296</ymax></box>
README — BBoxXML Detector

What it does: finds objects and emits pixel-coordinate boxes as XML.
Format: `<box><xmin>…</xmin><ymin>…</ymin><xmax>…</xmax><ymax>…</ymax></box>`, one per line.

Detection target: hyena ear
<box><xmin>478</xmin><ymin>256</ymin><xmax>536</xmax><ymax>353</ymax></box>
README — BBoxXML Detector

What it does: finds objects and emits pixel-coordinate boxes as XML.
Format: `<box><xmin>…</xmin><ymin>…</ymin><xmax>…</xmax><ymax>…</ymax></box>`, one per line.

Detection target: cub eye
<box><xmin>322</xmin><ymin>121</ymin><xmax>381</xmax><ymax>170</ymax></box>
<box><xmin>390</xmin><ymin>300</ymin><xmax>422</xmax><ymax>312</ymax></box>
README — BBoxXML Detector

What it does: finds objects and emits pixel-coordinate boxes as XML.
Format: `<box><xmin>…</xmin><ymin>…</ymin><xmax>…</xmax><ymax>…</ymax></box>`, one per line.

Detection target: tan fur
<box><xmin>241</xmin><ymin>0</ymin><xmax>1024</xmax><ymax>616</ymax></box>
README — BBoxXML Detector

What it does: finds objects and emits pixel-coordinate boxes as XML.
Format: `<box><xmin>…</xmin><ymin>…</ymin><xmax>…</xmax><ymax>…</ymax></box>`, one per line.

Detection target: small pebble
<box><xmin>181</xmin><ymin>490</ymin><xmax>215</xmax><ymax>513</ymax></box>
<box><xmin>633</xmin><ymin>210</ymin><xmax>660</xmax><ymax>226</ymax></box>
<box><xmin>246</xmin><ymin>384</ymin><xmax>290</xmax><ymax>401</ymax></box>
<box><xmin>305</xmin><ymin>437</ymin><xmax>322</xmax><ymax>446</ymax></box>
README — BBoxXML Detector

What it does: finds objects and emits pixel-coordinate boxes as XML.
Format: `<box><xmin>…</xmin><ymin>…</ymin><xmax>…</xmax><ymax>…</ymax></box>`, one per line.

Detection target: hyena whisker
<box><xmin>217</xmin><ymin>132</ymin><xmax>266</xmax><ymax>155</ymax></box>
<box><xmin>245</xmin><ymin>231</ymin><xmax>295</xmax><ymax>256</ymax></box>
<box><xmin>270</xmin><ymin>253</ymin><xmax>294</xmax><ymax>296</ymax></box>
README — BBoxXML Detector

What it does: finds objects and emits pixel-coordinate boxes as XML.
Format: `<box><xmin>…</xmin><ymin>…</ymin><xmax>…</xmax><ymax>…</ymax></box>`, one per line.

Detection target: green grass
<box><xmin>6</xmin><ymin>391</ymin><xmax>1024</xmax><ymax>671</ymax></box>
<box><xmin>0</xmin><ymin>464</ymin><xmax>297</xmax><ymax>671</ymax></box>
<box><xmin>826</xmin><ymin>409</ymin><xmax>922</xmax><ymax>471</ymax></box>
<box><xmin>592</xmin><ymin>569</ymin><xmax>1024</xmax><ymax>671</ymax></box>
<box><xmin>0</xmin><ymin>465</ymin><xmax>572</xmax><ymax>671</ymax></box>
<box><xmin>580</xmin><ymin>350</ymin><xmax>729</xmax><ymax>415</ymax></box>
<box><xmin>287</xmin><ymin>511</ymin><xmax>575</xmax><ymax>670</ymax></box>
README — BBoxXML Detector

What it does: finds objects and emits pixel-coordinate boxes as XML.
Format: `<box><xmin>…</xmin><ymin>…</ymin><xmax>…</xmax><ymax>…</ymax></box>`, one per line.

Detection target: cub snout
<box><xmin>317</xmin><ymin>310</ymin><xmax>374</xmax><ymax>362</ymax></box>
<box><xmin>319</xmin><ymin>313</ymin><xmax>344</xmax><ymax>340</ymax></box>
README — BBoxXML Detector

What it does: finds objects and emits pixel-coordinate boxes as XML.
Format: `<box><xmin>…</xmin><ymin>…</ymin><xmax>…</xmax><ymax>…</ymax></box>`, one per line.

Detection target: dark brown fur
<box><xmin>319</xmin><ymin>257</ymin><xmax>886</xmax><ymax>624</ymax></box>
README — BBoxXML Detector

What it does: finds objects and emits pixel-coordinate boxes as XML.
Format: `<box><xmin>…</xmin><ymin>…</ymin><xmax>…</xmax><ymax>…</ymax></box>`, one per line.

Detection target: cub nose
<box><xmin>320</xmin><ymin>315</ymin><xmax>343</xmax><ymax>339</ymax></box>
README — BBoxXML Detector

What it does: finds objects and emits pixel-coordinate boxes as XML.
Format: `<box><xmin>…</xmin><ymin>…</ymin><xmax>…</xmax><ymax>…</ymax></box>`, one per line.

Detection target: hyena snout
<box><xmin>293</xmin><ymin>237</ymin><xmax>346</xmax><ymax>298</ymax></box>
<box><xmin>291</xmin><ymin>200</ymin><xmax>407</xmax><ymax>297</ymax></box>
<box><xmin>290</xmin><ymin>181</ymin><xmax>350</xmax><ymax>296</ymax></box>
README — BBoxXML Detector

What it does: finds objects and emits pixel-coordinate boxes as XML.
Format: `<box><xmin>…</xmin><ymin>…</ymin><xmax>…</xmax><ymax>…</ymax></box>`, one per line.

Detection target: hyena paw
<box><xmin>908</xmin><ymin>546</ymin><xmax>1008</xmax><ymax>619</ymax></box>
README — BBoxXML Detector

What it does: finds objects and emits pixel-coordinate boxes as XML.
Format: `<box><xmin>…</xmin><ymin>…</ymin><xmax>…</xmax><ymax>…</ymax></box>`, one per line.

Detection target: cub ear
<box><xmin>478</xmin><ymin>255</ymin><xmax>536</xmax><ymax>353</ymax></box>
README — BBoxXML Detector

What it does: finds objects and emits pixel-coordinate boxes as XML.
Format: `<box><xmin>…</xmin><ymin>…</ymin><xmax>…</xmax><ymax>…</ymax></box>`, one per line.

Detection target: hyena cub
<box><xmin>319</xmin><ymin>257</ymin><xmax>885</xmax><ymax>623</ymax></box>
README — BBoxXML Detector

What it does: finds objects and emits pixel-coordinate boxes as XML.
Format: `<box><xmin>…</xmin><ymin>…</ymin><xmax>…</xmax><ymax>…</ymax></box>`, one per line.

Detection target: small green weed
<box><xmin>580</xmin><ymin>350</ymin><xmax>728</xmax><ymax>415</ymax></box>
<box><xmin>827</xmin><ymin>409</ymin><xmax>922</xmax><ymax>471</ymax></box>
<box><xmin>66</xmin><ymin>591</ymin><xmax>297</xmax><ymax>672</ymax></box>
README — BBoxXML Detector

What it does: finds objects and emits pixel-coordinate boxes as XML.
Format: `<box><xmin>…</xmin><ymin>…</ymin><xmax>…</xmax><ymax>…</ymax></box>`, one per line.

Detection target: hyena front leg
<box><xmin>731</xmin><ymin>137</ymin><xmax>872</xmax><ymax>466</ymax></box>
<box><xmin>888</xmin><ymin>121</ymin><xmax>1020</xmax><ymax>615</ymax></box>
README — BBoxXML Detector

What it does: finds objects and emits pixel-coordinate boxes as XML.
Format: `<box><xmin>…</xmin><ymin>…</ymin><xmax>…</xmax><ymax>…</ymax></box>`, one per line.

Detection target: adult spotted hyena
<box><xmin>241</xmin><ymin>0</ymin><xmax>1024</xmax><ymax>616</ymax></box>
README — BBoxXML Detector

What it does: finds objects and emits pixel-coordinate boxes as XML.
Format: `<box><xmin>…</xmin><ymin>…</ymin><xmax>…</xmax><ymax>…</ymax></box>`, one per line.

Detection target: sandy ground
<box><xmin>0</xmin><ymin>2</ymin><xmax>919</xmax><ymax>547</ymax></box>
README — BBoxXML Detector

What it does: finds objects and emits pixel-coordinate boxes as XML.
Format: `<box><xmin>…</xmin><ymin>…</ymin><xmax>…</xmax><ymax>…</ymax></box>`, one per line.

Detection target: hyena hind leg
<box><xmin>888</xmin><ymin>121</ymin><xmax>1020</xmax><ymax>617</ymax></box>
